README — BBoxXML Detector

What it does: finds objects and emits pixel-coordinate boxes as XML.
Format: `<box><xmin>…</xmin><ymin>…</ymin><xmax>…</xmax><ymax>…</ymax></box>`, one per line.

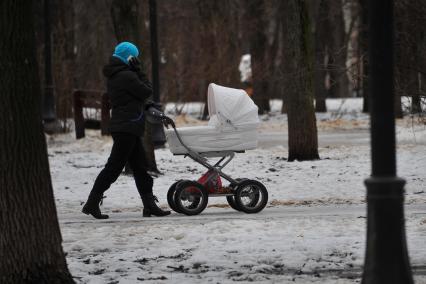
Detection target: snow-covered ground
<box><xmin>49</xmin><ymin>99</ymin><xmax>426</xmax><ymax>283</ymax></box>
<box><xmin>61</xmin><ymin>206</ymin><xmax>426</xmax><ymax>284</ymax></box>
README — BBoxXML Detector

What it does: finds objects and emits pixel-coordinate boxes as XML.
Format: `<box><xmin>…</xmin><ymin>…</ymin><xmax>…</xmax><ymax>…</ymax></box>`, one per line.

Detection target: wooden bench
<box><xmin>73</xmin><ymin>90</ymin><xmax>111</xmax><ymax>139</ymax></box>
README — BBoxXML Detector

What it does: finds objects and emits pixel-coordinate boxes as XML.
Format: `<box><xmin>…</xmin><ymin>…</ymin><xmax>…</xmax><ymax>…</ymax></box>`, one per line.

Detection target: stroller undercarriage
<box><xmin>166</xmin><ymin>124</ymin><xmax>268</xmax><ymax>216</ymax></box>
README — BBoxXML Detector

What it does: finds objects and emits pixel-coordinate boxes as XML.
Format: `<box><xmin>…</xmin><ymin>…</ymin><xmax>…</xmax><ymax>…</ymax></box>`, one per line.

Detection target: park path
<box><xmin>258</xmin><ymin>129</ymin><xmax>371</xmax><ymax>148</ymax></box>
<box><xmin>59</xmin><ymin>203</ymin><xmax>426</xmax><ymax>228</ymax></box>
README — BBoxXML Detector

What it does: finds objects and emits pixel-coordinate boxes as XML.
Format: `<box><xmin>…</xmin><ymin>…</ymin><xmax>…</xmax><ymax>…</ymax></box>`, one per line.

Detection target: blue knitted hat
<box><xmin>113</xmin><ymin>42</ymin><xmax>139</xmax><ymax>64</ymax></box>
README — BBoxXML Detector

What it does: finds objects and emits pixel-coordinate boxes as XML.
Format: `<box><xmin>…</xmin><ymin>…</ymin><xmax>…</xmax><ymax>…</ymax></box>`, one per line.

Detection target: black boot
<box><xmin>82</xmin><ymin>192</ymin><xmax>109</xmax><ymax>219</ymax></box>
<box><xmin>142</xmin><ymin>195</ymin><xmax>171</xmax><ymax>217</ymax></box>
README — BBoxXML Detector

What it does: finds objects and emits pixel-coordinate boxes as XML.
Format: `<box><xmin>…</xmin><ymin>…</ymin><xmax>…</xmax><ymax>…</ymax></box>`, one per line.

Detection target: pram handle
<box><xmin>169</xmin><ymin>122</ymin><xmax>203</xmax><ymax>160</ymax></box>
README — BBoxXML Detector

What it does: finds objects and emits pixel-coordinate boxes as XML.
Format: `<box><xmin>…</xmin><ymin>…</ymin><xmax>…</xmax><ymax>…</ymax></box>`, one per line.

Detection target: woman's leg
<box><xmin>128</xmin><ymin>138</ymin><xmax>170</xmax><ymax>217</ymax></box>
<box><xmin>127</xmin><ymin>137</ymin><xmax>153</xmax><ymax>197</ymax></box>
<box><xmin>91</xmin><ymin>133</ymin><xmax>136</xmax><ymax>194</ymax></box>
<box><xmin>83</xmin><ymin>133</ymin><xmax>137</xmax><ymax>218</ymax></box>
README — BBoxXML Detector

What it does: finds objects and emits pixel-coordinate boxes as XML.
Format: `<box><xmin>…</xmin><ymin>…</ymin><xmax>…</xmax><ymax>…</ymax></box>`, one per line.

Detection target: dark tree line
<box><xmin>34</xmin><ymin>0</ymin><xmax>425</xmax><ymax>122</ymax></box>
<box><xmin>395</xmin><ymin>0</ymin><xmax>426</xmax><ymax>116</ymax></box>
<box><xmin>31</xmin><ymin>0</ymin><xmax>425</xmax><ymax>162</ymax></box>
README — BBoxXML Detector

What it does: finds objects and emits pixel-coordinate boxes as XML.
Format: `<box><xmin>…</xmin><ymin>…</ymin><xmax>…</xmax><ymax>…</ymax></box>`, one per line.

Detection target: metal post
<box><xmin>43</xmin><ymin>0</ymin><xmax>56</xmax><ymax>122</ymax></box>
<box><xmin>149</xmin><ymin>0</ymin><xmax>166</xmax><ymax>147</ymax></box>
<box><xmin>362</xmin><ymin>1</ymin><xmax>413</xmax><ymax>283</ymax></box>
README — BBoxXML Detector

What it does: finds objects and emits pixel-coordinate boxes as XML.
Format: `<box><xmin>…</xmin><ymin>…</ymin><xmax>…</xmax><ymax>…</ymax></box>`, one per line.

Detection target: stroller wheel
<box><xmin>167</xmin><ymin>180</ymin><xmax>183</xmax><ymax>213</ymax></box>
<box><xmin>234</xmin><ymin>180</ymin><xmax>268</xmax><ymax>214</ymax></box>
<box><xmin>226</xmin><ymin>178</ymin><xmax>248</xmax><ymax>211</ymax></box>
<box><xmin>174</xmin><ymin>181</ymin><xmax>208</xmax><ymax>216</ymax></box>
<box><xmin>226</xmin><ymin>196</ymin><xmax>241</xmax><ymax>211</ymax></box>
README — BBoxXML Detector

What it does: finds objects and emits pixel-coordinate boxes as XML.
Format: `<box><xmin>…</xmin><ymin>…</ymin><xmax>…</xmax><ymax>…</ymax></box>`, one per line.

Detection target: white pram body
<box><xmin>166</xmin><ymin>83</ymin><xmax>259</xmax><ymax>154</ymax></box>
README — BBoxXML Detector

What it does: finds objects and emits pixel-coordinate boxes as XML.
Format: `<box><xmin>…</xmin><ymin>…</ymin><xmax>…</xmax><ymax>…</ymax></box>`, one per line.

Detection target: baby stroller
<box><xmin>165</xmin><ymin>83</ymin><xmax>268</xmax><ymax>215</ymax></box>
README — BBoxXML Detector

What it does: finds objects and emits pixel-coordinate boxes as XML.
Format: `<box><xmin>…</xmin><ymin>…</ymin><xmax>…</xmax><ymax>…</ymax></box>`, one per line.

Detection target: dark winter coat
<box><xmin>103</xmin><ymin>56</ymin><xmax>152</xmax><ymax>136</ymax></box>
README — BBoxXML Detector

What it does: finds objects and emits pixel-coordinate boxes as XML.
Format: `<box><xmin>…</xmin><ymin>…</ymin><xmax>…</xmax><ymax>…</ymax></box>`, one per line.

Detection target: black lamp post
<box><xmin>149</xmin><ymin>0</ymin><xmax>166</xmax><ymax>147</ymax></box>
<box><xmin>362</xmin><ymin>1</ymin><xmax>413</xmax><ymax>283</ymax></box>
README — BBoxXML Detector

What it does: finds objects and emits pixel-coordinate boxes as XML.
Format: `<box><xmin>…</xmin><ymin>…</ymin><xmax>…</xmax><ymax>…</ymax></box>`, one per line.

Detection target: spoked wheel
<box><xmin>167</xmin><ymin>180</ymin><xmax>183</xmax><ymax>213</ymax></box>
<box><xmin>234</xmin><ymin>180</ymin><xmax>268</xmax><ymax>214</ymax></box>
<box><xmin>174</xmin><ymin>181</ymin><xmax>208</xmax><ymax>215</ymax></box>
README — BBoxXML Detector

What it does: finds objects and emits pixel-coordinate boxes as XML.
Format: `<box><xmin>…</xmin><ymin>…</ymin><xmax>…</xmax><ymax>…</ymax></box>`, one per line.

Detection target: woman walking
<box><xmin>82</xmin><ymin>42</ymin><xmax>171</xmax><ymax>219</ymax></box>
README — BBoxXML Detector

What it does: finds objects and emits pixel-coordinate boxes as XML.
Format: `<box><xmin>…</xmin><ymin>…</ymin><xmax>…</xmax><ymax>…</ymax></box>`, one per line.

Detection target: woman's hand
<box><xmin>161</xmin><ymin>116</ymin><xmax>175</xmax><ymax>128</ymax></box>
<box><xmin>129</xmin><ymin>56</ymin><xmax>141</xmax><ymax>72</ymax></box>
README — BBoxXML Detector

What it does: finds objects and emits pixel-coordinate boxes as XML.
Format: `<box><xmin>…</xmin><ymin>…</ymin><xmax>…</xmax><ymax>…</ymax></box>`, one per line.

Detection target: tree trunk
<box><xmin>198</xmin><ymin>0</ymin><xmax>243</xmax><ymax>119</ymax></box>
<box><xmin>0</xmin><ymin>0</ymin><xmax>74</xmax><ymax>282</ymax></box>
<box><xmin>281</xmin><ymin>0</ymin><xmax>320</xmax><ymax>161</ymax></box>
<box><xmin>416</xmin><ymin>1</ymin><xmax>426</xmax><ymax>114</ymax></box>
<box><xmin>411</xmin><ymin>72</ymin><xmax>422</xmax><ymax>114</ymax></box>
<box><xmin>264</xmin><ymin>1</ymin><xmax>282</xmax><ymax>107</ymax></box>
<box><xmin>394</xmin><ymin>0</ymin><xmax>426</xmax><ymax>117</ymax></box>
<box><xmin>360</xmin><ymin>0</ymin><xmax>369</xmax><ymax>112</ymax></box>
<box><xmin>327</xmin><ymin>0</ymin><xmax>349</xmax><ymax>98</ymax></box>
<box><xmin>246</xmin><ymin>0</ymin><xmax>271</xmax><ymax>114</ymax></box>
<box><xmin>394</xmin><ymin>92</ymin><xmax>403</xmax><ymax>118</ymax></box>
<box><xmin>313</xmin><ymin>0</ymin><xmax>327</xmax><ymax>112</ymax></box>
<box><xmin>110</xmin><ymin>0</ymin><xmax>159</xmax><ymax>173</ymax></box>
<box><xmin>52</xmin><ymin>0</ymin><xmax>75</xmax><ymax>126</ymax></box>
<box><xmin>197</xmin><ymin>0</ymin><xmax>220</xmax><ymax>120</ymax></box>
<box><xmin>111</xmin><ymin>0</ymin><xmax>141</xmax><ymax>44</ymax></box>
<box><xmin>411</xmin><ymin>90</ymin><xmax>422</xmax><ymax>114</ymax></box>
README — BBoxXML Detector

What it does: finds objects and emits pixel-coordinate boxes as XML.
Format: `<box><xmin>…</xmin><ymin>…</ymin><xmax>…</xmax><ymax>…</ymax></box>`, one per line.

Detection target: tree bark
<box><xmin>0</xmin><ymin>0</ymin><xmax>74</xmax><ymax>282</ymax></box>
<box><xmin>197</xmin><ymin>0</ymin><xmax>243</xmax><ymax>119</ymax></box>
<box><xmin>264</xmin><ymin>1</ymin><xmax>282</xmax><ymax>107</ymax></box>
<box><xmin>110</xmin><ymin>0</ymin><xmax>160</xmax><ymax>173</ymax></box>
<box><xmin>313</xmin><ymin>0</ymin><xmax>327</xmax><ymax>112</ymax></box>
<box><xmin>411</xmin><ymin>88</ymin><xmax>422</xmax><ymax>113</ymax></box>
<box><xmin>111</xmin><ymin>0</ymin><xmax>141</xmax><ymax>44</ymax></box>
<box><xmin>281</xmin><ymin>0</ymin><xmax>320</xmax><ymax>161</ymax></box>
<box><xmin>197</xmin><ymin>0</ymin><xmax>220</xmax><ymax>120</ymax></box>
<box><xmin>394</xmin><ymin>0</ymin><xmax>426</xmax><ymax>117</ymax></box>
<box><xmin>359</xmin><ymin>0</ymin><xmax>369</xmax><ymax>112</ymax></box>
<box><xmin>52</xmin><ymin>0</ymin><xmax>75</xmax><ymax>125</ymax></box>
<box><xmin>327</xmin><ymin>0</ymin><xmax>349</xmax><ymax>98</ymax></box>
<box><xmin>246</xmin><ymin>0</ymin><xmax>271</xmax><ymax>114</ymax></box>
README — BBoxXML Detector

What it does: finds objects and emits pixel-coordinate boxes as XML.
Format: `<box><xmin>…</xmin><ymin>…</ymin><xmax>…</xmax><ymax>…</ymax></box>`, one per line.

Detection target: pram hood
<box><xmin>207</xmin><ymin>83</ymin><xmax>259</xmax><ymax>129</ymax></box>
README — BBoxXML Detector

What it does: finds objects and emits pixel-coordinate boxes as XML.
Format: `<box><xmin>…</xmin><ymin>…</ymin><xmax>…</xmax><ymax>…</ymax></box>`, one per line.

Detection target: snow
<box><xmin>239</xmin><ymin>54</ymin><xmax>252</xmax><ymax>82</ymax></box>
<box><xmin>62</xmin><ymin>212</ymin><xmax>366</xmax><ymax>283</ymax></box>
<box><xmin>48</xmin><ymin>98</ymin><xmax>426</xmax><ymax>283</ymax></box>
<box><xmin>60</xmin><ymin>207</ymin><xmax>426</xmax><ymax>283</ymax></box>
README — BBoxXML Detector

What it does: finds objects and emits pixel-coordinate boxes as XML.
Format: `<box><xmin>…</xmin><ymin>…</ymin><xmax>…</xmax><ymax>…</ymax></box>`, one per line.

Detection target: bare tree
<box><xmin>52</xmin><ymin>0</ymin><xmax>75</xmax><ymax>128</ymax></box>
<box><xmin>395</xmin><ymin>0</ymin><xmax>426</xmax><ymax>116</ymax></box>
<box><xmin>313</xmin><ymin>0</ymin><xmax>328</xmax><ymax>112</ymax></box>
<box><xmin>73</xmin><ymin>0</ymin><xmax>115</xmax><ymax>91</ymax></box>
<box><xmin>0</xmin><ymin>0</ymin><xmax>74</xmax><ymax>282</ymax></box>
<box><xmin>158</xmin><ymin>1</ymin><xmax>199</xmax><ymax>104</ymax></box>
<box><xmin>327</xmin><ymin>0</ymin><xmax>349</xmax><ymax>98</ymax></box>
<box><xmin>313</xmin><ymin>0</ymin><xmax>349</xmax><ymax>101</ymax></box>
<box><xmin>280</xmin><ymin>0</ymin><xmax>320</xmax><ymax>161</ymax></box>
<box><xmin>197</xmin><ymin>0</ymin><xmax>242</xmax><ymax>119</ymax></box>
<box><xmin>359</xmin><ymin>0</ymin><xmax>369</xmax><ymax>112</ymax></box>
<box><xmin>246</xmin><ymin>0</ymin><xmax>271</xmax><ymax>113</ymax></box>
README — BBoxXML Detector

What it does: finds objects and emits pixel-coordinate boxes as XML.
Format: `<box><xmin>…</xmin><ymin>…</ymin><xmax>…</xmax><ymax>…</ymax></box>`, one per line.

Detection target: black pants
<box><xmin>90</xmin><ymin>132</ymin><xmax>153</xmax><ymax>198</ymax></box>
